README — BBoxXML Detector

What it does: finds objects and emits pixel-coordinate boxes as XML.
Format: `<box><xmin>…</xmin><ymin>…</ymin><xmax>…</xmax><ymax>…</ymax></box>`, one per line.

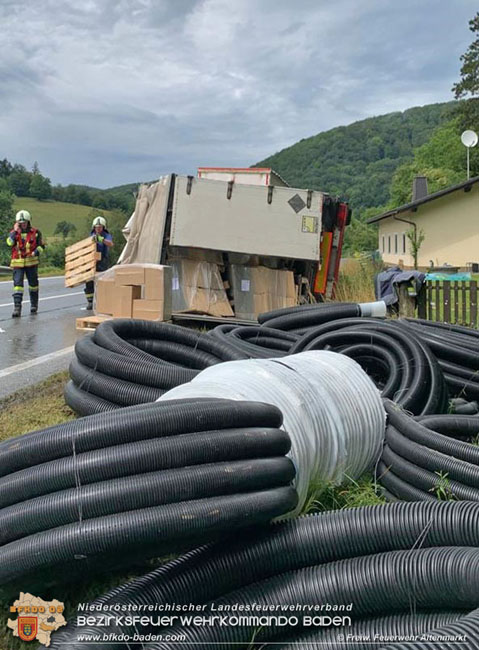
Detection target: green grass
<box><xmin>0</xmin><ymin>372</ymin><xmax>76</xmax><ymax>441</ymax></box>
<box><xmin>0</xmin><ymin>266</ymin><xmax>63</xmax><ymax>282</ymax></box>
<box><xmin>335</xmin><ymin>258</ymin><xmax>379</xmax><ymax>303</ymax></box>
<box><xmin>303</xmin><ymin>474</ymin><xmax>385</xmax><ymax>514</ymax></box>
<box><xmin>12</xmin><ymin>198</ymin><xmax>115</xmax><ymax>239</ymax></box>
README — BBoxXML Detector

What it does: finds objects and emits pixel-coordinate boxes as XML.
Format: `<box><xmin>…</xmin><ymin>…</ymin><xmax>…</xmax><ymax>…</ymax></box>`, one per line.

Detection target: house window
<box><xmin>382</xmin><ymin>235</ymin><xmax>385</xmax><ymax>252</ymax></box>
<box><xmin>402</xmin><ymin>233</ymin><xmax>406</xmax><ymax>254</ymax></box>
<box><xmin>388</xmin><ymin>236</ymin><xmax>391</xmax><ymax>253</ymax></box>
<box><xmin>394</xmin><ymin>234</ymin><xmax>398</xmax><ymax>254</ymax></box>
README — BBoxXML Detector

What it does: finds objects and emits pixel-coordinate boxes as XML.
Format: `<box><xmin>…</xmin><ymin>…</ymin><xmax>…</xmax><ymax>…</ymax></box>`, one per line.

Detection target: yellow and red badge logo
<box><xmin>7</xmin><ymin>593</ymin><xmax>66</xmax><ymax>646</ymax></box>
<box><xmin>18</xmin><ymin>616</ymin><xmax>38</xmax><ymax>642</ymax></box>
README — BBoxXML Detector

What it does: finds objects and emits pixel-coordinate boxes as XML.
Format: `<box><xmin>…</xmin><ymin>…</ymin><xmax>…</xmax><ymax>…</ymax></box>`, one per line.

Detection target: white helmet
<box><xmin>15</xmin><ymin>210</ymin><xmax>31</xmax><ymax>223</ymax></box>
<box><xmin>92</xmin><ymin>216</ymin><xmax>107</xmax><ymax>228</ymax></box>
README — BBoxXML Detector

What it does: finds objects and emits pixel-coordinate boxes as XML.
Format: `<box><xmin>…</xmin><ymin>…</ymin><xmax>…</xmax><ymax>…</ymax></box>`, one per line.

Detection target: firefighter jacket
<box><xmin>6</xmin><ymin>227</ymin><xmax>45</xmax><ymax>268</ymax></box>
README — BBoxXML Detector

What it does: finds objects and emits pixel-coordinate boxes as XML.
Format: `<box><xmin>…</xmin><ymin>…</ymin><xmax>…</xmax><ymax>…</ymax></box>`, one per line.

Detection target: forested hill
<box><xmin>255</xmin><ymin>101</ymin><xmax>457</xmax><ymax>214</ymax></box>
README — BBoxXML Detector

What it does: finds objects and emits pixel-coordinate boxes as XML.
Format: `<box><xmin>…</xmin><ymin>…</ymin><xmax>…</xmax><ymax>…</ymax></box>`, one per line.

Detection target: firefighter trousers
<box><xmin>13</xmin><ymin>266</ymin><xmax>39</xmax><ymax>307</ymax></box>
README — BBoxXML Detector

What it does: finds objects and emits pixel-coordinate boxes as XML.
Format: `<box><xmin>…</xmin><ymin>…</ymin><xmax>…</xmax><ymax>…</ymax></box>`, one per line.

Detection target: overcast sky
<box><xmin>1</xmin><ymin>0</ymin><xmax>477</xmax><ymax>187</ymax></box>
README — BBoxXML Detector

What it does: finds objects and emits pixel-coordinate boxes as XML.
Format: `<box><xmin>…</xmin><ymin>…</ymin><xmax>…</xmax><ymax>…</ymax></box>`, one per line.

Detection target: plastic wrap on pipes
<box><xmin>159</xmin><ymin>351</ymin><xmax>386</xmax><ymax>513</ymax></box>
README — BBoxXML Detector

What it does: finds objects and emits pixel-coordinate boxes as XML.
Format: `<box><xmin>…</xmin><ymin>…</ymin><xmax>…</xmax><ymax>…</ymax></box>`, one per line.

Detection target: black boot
<box><xmin>30</xmin><ymin>291</ymin><xmax>39</xmax><ymax>314</ymax></box>
<box><xmin>12</xmin><ymin>296</ymin><xmax>22</xmax><ymax>318</ymax></box>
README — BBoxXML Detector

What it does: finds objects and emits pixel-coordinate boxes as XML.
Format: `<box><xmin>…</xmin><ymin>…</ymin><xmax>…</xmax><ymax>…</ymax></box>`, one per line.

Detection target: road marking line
<box><xmin>0</xmin><ymin>291</ymin><xmax>83</xmax><ymax>308</ymax></box>
<box><xmin>0</xmin><ymin>346</ymin><xmax>75</xmax><ymax>378</ymax></box>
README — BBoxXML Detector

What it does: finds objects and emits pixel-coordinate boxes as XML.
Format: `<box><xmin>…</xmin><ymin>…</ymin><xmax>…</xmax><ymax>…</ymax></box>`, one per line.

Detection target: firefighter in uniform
<box><xmin>6</xmin><ymin>210</ymin><xmax>45</xmax><ymax>318</ymax></box>
<box><xmin>85</xmin><ymin>216</ymin><xmax>113</xmax><ymax>309</ymax></box>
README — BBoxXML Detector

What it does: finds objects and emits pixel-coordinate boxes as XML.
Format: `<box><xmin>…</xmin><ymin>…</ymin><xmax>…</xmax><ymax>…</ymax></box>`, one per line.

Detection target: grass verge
<box><xmin>0</xmin><ymin>266</ymin><xmax>64</xmax><ymax>282</ymax></box>
<box><xmin>334</xmin><ymin>258</ymin><xmax>379</xmax><ymax>303</ymax></box>
<box><xmin>0</xmin><ymin>372</ymin><xmax>75</xmax><ymax>441</ymax></box>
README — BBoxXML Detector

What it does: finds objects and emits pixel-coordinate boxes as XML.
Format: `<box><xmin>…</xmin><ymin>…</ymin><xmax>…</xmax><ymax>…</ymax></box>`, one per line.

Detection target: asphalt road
<box><xmin>0</xmin><ymin>275</ymin><xmax>88</xmax><ymax>399</ymax></box>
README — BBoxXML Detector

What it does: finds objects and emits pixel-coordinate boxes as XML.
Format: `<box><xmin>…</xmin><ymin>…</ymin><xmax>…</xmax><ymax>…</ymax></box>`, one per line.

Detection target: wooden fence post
<box><xmin>397</xmin><ymin>282</ymin><xmax>417</xmax><ymax>318</ymax></box>
<box><xmin>417</xmin><ymin>285</ymin><xmax>426</xmax><ymax>319</ymax></box>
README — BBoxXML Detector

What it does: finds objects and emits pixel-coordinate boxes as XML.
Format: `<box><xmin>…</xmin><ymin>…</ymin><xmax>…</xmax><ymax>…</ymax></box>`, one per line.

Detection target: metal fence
<box><xmin>417</xmin><ymin>280</ymin><xmax>478</xmax><ymax>328</ymax></box>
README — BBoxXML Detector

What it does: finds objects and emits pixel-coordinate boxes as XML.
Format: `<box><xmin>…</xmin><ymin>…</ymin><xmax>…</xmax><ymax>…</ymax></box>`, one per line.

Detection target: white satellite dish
<box><xmin>461</xmin><ymin>130</ymin><xmax>478</xmax><ymax>179</ymax></box>
<box><xmin>461</xmin><ymin>130</ymin><xmax>478</xmax><ymax>148</ymax></box>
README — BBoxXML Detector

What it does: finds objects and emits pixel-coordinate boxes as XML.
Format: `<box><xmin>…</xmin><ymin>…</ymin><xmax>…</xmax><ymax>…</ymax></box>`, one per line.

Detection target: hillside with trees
<box><xmin>255</xmin><ymin>102</ymin><xmax>457</xmax><ymax>215</ymax></box>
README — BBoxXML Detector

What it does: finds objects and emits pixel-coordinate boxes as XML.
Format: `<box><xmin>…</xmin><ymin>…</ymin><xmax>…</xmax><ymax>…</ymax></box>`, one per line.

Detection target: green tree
<box><xmin>64</xmin><ymin>185</ymin><xmax>79</xmax><ymax>204</ymax></box>
<box><xmin>0</xmin><ymin>189</ymin><xmax>15</xmax><ymax>265</ymax></box>
<box><xmin>452</xmin><ymin>12</ymin><xmax>479</xmax><ymax>98</ymax></box>
<box><xmin>406</xmin><ymin>227</ymin><xmax>425</xmax><ymax>270</ymax></box>
<box><xmin>29</xmin><ymin>174</ymin><xmax>52</xmax><ymax>200</ymax></box>
<box><xmin>52</xmin><ymin>184</ymin><xmax>65</xmax><ymax>201</ymax></box>
<box><xmin>8</xmin><ymin>166</ymin><xmax>31</xmax><ymax>196</ymax></box>
<box><xmin>54</xmin><ymin>220</ymin><xmax>77</xmax><ymax>239</ymax></box>
<box><xmin>389</xmin><ymin>120</ymin><xmax>468</xmax><ymax>206</ymax></box>
<box><xmin>0</xmin><ymin>158</ymin><xmax>13</xmax><ymax>178</ymax></box>
<box><xmin>343</xmin><ymin>209</ymin><xmax>379</xmax><ymax>254</ymax></box>
<box><xmin>76</xmin><ymin>188</ymin><xmax>93</xmax><ymax>206</ymax></box>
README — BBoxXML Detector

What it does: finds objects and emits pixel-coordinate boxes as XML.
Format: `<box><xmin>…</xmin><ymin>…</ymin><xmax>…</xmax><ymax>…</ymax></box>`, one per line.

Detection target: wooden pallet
<box><xmin>76</xmin><ymin>315</ymin><xmax>113</xmax><ymax>331</ymax></box>
<box><xmin>65</xmin><ymin>238</ymin><xmax>101</xmax><ymax>288</ymax></box>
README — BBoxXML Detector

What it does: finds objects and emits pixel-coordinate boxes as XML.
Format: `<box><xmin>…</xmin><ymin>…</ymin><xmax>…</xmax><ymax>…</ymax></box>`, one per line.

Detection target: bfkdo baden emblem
<box><xmin>18</xmin><ymin>616</ymin><xmax>38</xmax><ymax>642</ymax></box>
<box><xmin>8</xmin><ymin>593</ymin><xmax>66</xmax><ymax>646</ymax></box>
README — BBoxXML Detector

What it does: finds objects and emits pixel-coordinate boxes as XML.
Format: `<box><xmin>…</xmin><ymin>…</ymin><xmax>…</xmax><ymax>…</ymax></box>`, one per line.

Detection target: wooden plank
<box><xmin>397</xmin><ymin>283</ymin><xmax>415</xmax><ymax>318</ymax></box>
<box><xmin>417</xmin><ymin>285</ymin><xmax>427</xmax><ymax>319</ymax></box>
<box><xmin>64</xmin><ymin>238</ymin><xmax>98</xmax><ymax>288</ymax></box>
<box><xmin>454</xmin><ymin>281</ymin><xmax>459</xmax><ymax>324</ymax></box>
<box><xmin>462</xmin><ymin>281</ymin><xmax>467</xmax><ymax>325</ymax></box>
<box><xmin>65</xmin><ymin>237</ymin><xmax>96</xmax><ymax>256</ymax></box>
<box><xmin>65</xmin><ymin>253</ymin><xmax>96</xmax><ymax>272</ymax></box>
<box><xmin>426</xmin><ymin>282</ymin><xmax>432</xmax><ymax>320</ymax></box>
<box><xmin>443</xmin><ymin>282</ymin><xmax>451</xmax><ymax>323</ymax></box>
<box><xmin>65</xmin><ymin>261</ymin><xmax>96</xmax><ymax>279</ymax></box>
<box><xmin>65</xmin><ymin>246</ymin><xmax>96</xmax><ymax>264</ymax></box>
<box><xmin>76</xmin><ymin>315</ymin><xmax>112</xmax><ymax>331</ymax></box>
<box><xmin>435</xmin><ymin>282</ymin><xmax>440</xmax><ymax>322</ymax></box>
<box><xmin>65</xmin><ymin>268</ymin><xmax>96</xmax><ymax>288</ymax></box>
<box><xmin>471</xmin><ymin>281</ymin><xmax>478</xmax><ymax>328</ymax></box>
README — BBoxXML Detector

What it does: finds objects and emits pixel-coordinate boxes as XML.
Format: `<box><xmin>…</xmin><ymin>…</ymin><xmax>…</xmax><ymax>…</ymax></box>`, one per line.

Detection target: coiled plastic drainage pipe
<box><xmin>290</xmin><ymin>318</ymin><xmax>448</xmax><ymax>415</ymax></box>
<box><xmin>159</xmin><ymin>350</ymin><xmax>385</xmax><ymax>514</ymax></box>
<box><xmin>400</xmin><ymin>317</ymin><xmax>479</xmax><ymax>402</ymax></box>
<box><xmin>257</xmin><ymin>300</ymin><xmax>386</xmax><ymax>331</ymax></box>
<box><xmin>208</xmin><ymin>324</ymin><xmax>299</xmax><ymax>358</ymax></box>
<box><xmin>378</xmin><ymin>399</ymin><xmax>479</xmax><ymax>502</ymax></box>
<box><xmin>50</xmin><ymin>501</ymin><xmax>479</xmax><ymax>650</ymax></box>
<box><xmin>65</xmin><ymin>320</ymin><xmax>248</xmax><ymax>415</ymax></box>
<box><xmin>0</xmin><ymin>399</ymin><xmax>297</xmax><ymax>589</ymax></box>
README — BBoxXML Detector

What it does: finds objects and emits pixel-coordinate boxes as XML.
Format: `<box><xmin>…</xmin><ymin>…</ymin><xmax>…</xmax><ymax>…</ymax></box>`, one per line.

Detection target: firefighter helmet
<box><xmin>92</xmin><ymin>216</ymin><xmax>107</xmax><ymax>228</ymax></box>
<box><xmin>15</xmin><ymin>210</ymin><xmax>31</xmax><ymax>223</ymax></box>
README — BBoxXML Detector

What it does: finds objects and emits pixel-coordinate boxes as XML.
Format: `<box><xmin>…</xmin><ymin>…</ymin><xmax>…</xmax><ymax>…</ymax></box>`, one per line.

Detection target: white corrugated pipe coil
<box><xmin>159</xmin><ymin>351</ymin><xmax>386</xmax><ymax>514</ymax></box>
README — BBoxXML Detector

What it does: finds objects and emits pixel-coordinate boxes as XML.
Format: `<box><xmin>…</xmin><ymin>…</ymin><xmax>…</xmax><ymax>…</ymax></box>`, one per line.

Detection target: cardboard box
<box><xmin>111</xmin><ymin>285</ymin><xmax>141</xmax><ymax>318</ymax></box>
<box><xmin>133</xmin><ymin>299</ymin><xmax>165</xmax><ymax>321</ymax></box>
<box><xmin>115</xmin><ymin>265</ymin><xmax>146</xmax><ymax>286</ymax></box>
<box><xmin>229</xmin><ymin>265</ymin><xmax>296</xmax><ymax>319</ymax></box>
<box><xmin>170</xmin><ymin>259</ymin><xmax>233</xmax><ymax>317</ymax></box>
<box><xmin>95</xmin><ymin>275</ymin><xmax>115</xmax><ymax>315</ymax></box>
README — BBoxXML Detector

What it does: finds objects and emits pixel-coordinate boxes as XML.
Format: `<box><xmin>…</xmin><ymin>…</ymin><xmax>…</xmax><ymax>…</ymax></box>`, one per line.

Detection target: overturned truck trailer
<box><xmin>119</xmin><ymin>170</ymin><xmax>350</xmax><ymax>320</ymax></box>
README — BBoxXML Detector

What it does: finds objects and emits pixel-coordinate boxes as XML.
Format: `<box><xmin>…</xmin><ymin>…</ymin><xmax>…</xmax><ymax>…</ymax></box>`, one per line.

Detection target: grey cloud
<box><xmin>0</xmin><ymin>0</ymin><xmax>477</xmax><ymax>186</ymax></box>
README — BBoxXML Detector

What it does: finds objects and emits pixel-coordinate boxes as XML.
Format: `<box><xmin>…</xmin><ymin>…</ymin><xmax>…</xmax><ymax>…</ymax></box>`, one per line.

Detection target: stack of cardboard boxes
<box><xmin>168</xmin><ymin>247</ymin><xmax>234</xmax><ymax>318</ymax></box>
<box><xmin>229</xmin><ymin>265</ymin><xmax>297</xmax><ymax>320</ymax></box>
<box><xmin>94</xmin><ymin>254</ymin><xmax>298</xmax><ymax>323</ymax></box>
<box><xmin>96</xmin><ymin>264</ymin><xmax>172</xmax><ymax>321</ymax></box>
